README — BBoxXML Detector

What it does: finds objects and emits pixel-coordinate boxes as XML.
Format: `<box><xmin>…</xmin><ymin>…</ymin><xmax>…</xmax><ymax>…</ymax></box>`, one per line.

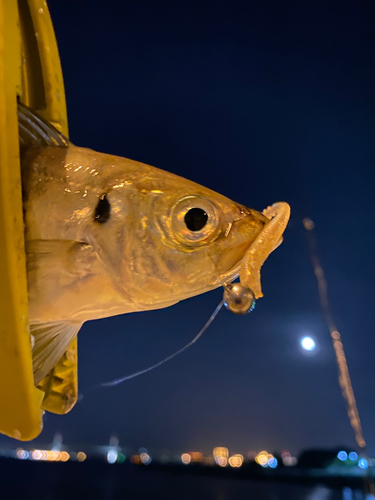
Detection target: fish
<box><xmin>18</xmin><ymin>103</ymin><xmax>290</xmax><ymax>385</ymax></box>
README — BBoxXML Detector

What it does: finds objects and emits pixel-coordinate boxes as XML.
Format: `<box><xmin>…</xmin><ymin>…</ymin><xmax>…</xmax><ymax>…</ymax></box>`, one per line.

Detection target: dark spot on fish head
<box><xmin>94</xmin><ymin>194</ymin><xmax>111</xmax><ymax>223</ymax></box>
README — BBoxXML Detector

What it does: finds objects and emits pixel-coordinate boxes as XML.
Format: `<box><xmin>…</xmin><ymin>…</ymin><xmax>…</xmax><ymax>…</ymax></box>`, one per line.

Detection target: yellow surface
<box><xmin>18</xmin><ymin>0</ymin><xmax>68</xmax><ymax>136</ymax></box>
<box><xmin>0</xmin><ymin>0</ymin><xmax>44</xmax><ymax>440</ymax></box>
<box><xmin>0</xmin><ymin>0</ymin><xmax>77</xmax><ymax>440</ymax></box>
<box><xmin>18</xmin><ymin>0</ymin><xmax>78</xmax><ymax>416</ymax></box>
<box><xmin>37</xmin><ymin>339</ymin><xmax>78</xmax><ymax>415</ymax></box>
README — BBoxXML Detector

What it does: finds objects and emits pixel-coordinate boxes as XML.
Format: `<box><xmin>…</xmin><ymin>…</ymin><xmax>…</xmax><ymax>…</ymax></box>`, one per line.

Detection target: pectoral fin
<box><xmin>26</xmin><ymin>239</ymin><xmax>97</xmax><ymax>297</ymax></box>
<box><xmin>31</xmin><ymin>321</ymin><xmax>83</xmax><ymax>386</ymax></box>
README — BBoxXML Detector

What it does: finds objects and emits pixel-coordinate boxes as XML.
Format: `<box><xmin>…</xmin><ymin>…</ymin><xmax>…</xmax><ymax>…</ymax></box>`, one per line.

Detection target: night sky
<box><xmin>5</xmin><ymin>0</ymin><xmax>375</xmax><ymax>456</ymax></box>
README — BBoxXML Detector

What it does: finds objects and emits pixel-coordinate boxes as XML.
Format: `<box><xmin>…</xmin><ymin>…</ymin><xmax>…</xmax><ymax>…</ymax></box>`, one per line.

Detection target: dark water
<box><xmin>0</xmin><ymin>459</ymin><xmax>368</xmax><ymax>500</ymax></box>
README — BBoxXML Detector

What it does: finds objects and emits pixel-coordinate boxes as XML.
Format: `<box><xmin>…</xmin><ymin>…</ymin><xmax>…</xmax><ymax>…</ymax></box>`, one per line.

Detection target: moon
<box><xmin>301</xmin><ymin>336</ymin><xmax>316</xmax><ymax>351</ymax></box>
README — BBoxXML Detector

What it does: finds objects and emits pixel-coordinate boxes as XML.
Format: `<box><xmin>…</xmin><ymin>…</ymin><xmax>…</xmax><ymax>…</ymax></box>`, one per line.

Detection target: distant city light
<box><xmin>268</xmin><ymin>457</ymin><xmax>278</xmax><ymax>468</ymax></box>
<box><xmin>107</xmin><ymin>450</ymin><xmax>118</xmax><ymax>464</ymax></box>
<box><xmin>130</xmin><ymin>454</ymin><xmax>141</xmax><ymax>465</ymax></box>
<box><xmin>77</xmin><ymin>452</ymin><xmax>87</xmax><ymax>462</ymax></box>
<box><xmin>32</xmin><ymin>450</ymin><xmax>43</xmax><ymax>461</ymax></box>
<box><xmin>228</xmin><ymin>454</ymin><xmax>244</xmax><ymax>468</ymax></box>
<box><xmin>18</xmin><ymin>449</ymin><xmax>72</xmax><ymax>462</ymax></box>
<box><xmin>255</xmin><ymin>451</ymin><xmax>273</xmax><ymax>467</ymax></box>
<box><xmin>213</xmin><ymin>447</ymin><xmax>229</xmax><ymax>459</ymax></box>
<box><xmin>301</xmin><ymin>336</ymin><xmax>316</xmax><ymax>351</ymax></box>
<box><xmin>348</xmin><ymin>452</ymin><xmax>358</xmax><ymax>462</ymax></box>
<box><xmin>217</xmin><ymin>456</ymin><xmax>228</xmax><ymax>467</ymax></box>
<box><xmin>60</xmin><ymin>452</ymin><xmax>70</xmax><ymax>462</ymax></box>
<box><xmin>337</xmin><ymin>451</ymin><xmax>348</xmax><ymax>461</ymax></box>
<box><xmin>140</xmin><ymin>452</ymin><xmax>151</xmax><ymax>465</ymax></box>
<box><xmin>16</xmin><ymin>449</ymin><xmax>28</xmax><ymax>460</ymax></box>
<box><xmin>0</xmin><ymin>444</ymin><xmax>309</xmax><ymax>471</ymax></box>
<box><xmin>189</xmin><ymin>452</ymin><xmax>203</xmax><ymax>463</ymax></box>
<box><xmin>49</xmin><ymin>451</ymin><xmax>59</xmax><ymax>461</ymax></box>
<box><xmin>358</xmin><ymin>458</ymin><xmax>368</xmax><ymax>470</ymax></box>
<box><xmin>213</xmin><ymin>447</ymin><xmax>229</xmax><ymax>466</ymax></box>
<box><xmin>181</xmin><ymin>453</ymin><xmax>191</xmax><ymax>464</ymax></box>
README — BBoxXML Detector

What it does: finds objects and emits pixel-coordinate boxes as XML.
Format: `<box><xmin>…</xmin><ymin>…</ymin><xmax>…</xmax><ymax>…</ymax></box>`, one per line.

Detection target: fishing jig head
<box><xmin>223</xmin><ymin>282</ymin><xmax>255</xmax><ymax>315</ymax></box>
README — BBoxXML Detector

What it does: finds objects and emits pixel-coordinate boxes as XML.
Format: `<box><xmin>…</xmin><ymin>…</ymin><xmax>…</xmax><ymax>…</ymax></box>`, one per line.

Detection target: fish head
<box><xmin>85</xmin><ymin>154</ymin><xmax>269</xmax><ymax>310</ymax></box>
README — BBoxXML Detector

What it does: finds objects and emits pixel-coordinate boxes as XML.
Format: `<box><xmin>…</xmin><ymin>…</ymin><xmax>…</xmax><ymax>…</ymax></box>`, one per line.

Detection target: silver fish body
<box><xmin>23</xmin><ymin>145</ymin><xmax>267</xmax><ymax>325</ymax></box>
<box><xmin>19</xmin><ymin>105</ymin><xmax>271</xmax><ymax>384</ymax></box>
<box><xmin>18</xmin><ymin>104</ymin><xmax>289</xmax><ymax>385</ymax></box>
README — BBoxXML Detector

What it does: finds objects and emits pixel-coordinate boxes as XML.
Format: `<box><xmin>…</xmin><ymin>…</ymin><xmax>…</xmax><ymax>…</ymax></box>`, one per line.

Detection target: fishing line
<box><xmin>99</xmin><ymin>299</ymin><xmax>224</xmax><ymax>388</ymax></box>
<box><xmin>303</xmin><ymin>218</ymin><xmax>366</xmax><ymax>449</ymax></box>
<box><xmin>304</xmin><ymin>218</ymin><xmax>375</xmax><ymax>498</ymax></box>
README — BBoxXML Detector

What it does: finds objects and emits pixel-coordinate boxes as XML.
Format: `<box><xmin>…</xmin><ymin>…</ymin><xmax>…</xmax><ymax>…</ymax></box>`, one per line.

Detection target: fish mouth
<box><xmin>211</xmin><ymin>202</ymin><xmax>290</xmax><ymax>295</ymax></box>
<box><xmin>210</xmin><ymin>206</ymin><xmax>268</xmax><ymax>287</ymax></box>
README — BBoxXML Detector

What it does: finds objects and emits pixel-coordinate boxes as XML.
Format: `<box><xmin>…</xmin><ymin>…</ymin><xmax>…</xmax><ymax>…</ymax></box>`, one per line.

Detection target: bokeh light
<box><xmin>337</xmin><ymin>451</ymin><xmax>348</xmax><ymax>461</ymax></box>
<box><xmin>189</xmin><ymin>452</ymin><xmax>203</xmax><ymax>463</ymax></box>
<box><xmin>213</xmin><ymin>447</ymin><xmax>229</xmax><ymax>458</ymax></box>
<box><xmin>107</xmin><ymin>450</ymin><xmax>118</xmax><ymax>464</ymax></box>
<box><xmin>268</xmin><ymin>457</ymin><xmax>278</xmax><ymax>468</ymax></box>
<box><xmin>228</xmin><ymin>454</ymin><xmax>244</xmax><ymax>468</ymax></box>
<box><xmin>217</xmin><ymin>456</ymin><xmax>228</xmax><ymax>467</ymax></box>
<box><xmin>60</xmin><ymin>452</ymin><xmax>70</xmax><ymax>462</ymax></box>
<box><xmin>140</xmin><ymin>452</ymin><xmax>151</xmax><ymax>465</ymax></box>
<box><xmin>16</xmin><ymin>449</ymin><xmax>28</xmax><ymax>460</ymax></box>
<box><xmin>130</xmin><ymin>454</ymin><xmax>141</xmax><ymax>465</ymax></box>
<box><xmin>255</xmin><ymin>451</ymin><xmax>272</xmax><ymax>467</ymax></box>
<box><xmin>77</xmin><ymin>452</ymin><xmax>87</xmax><ymax>462</ymax></box>
<box><xmin>32</xmin><ymin>450</ymin><xmax>43</xmax><ymax>461</ymax></box>
<box><xmin>181</xmin><ymin>453</ymin><xmax>191</xmax><ymax>464</ymax></box>
<box><xmin>213</xmin><ymin>447</ymin><xmax>229</xmax><ymax>465</ymax></box>
<box><xmin>358</xmin><ymin>458</ymin><xmax>368</xmax><ymax>469</ymax></box>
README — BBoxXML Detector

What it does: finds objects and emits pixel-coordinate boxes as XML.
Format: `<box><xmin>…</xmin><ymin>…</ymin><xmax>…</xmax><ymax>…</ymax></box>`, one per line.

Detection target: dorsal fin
<box><xmin>18</xmin><ymin>101</ymin><xmax>70</xmax><ymax>150</ymax></box>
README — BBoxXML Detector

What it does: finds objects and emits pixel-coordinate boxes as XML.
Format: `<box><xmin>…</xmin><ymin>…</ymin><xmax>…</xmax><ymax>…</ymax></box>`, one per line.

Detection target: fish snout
<box><xmin>211</xmin><ymin>205</ymin><xmax>267</xmax><ymax>279</ymax></box>
<box><xmin>233</xmin><ymin>204</ymin><xmax>269</xmax><ymax>227</ymax></box>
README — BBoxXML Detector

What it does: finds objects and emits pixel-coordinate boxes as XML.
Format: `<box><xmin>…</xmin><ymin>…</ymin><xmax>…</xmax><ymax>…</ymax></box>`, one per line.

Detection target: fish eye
<box><xmin>184</xmin><ymin>208</ymin><xmax>208</xmax><ymax>231</ymax></box>
<box><xmin>171</xmin><ymin>196</ymin><xmax>220</xmax><ymax>246</ymax></box>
